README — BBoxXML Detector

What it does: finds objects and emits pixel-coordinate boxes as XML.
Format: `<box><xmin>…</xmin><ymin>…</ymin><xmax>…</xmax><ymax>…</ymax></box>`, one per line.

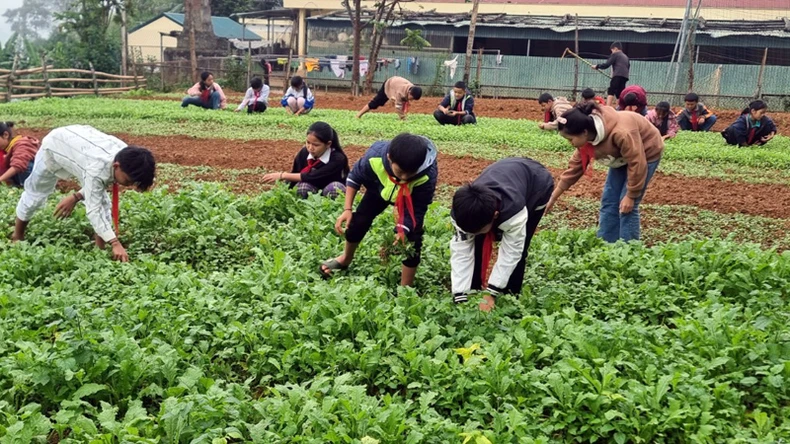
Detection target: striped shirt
<box><xmin>41</xmin><ymin>125</ymin><xmax>125</xmax><ymax>242</ymax></box>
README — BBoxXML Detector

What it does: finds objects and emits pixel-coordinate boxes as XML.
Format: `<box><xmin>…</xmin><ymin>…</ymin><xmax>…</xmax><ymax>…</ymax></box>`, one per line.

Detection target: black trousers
<box><xmin>367</xmin><ymin>83</ymin><xmax>390</xmax><ymax>110</ymax></box>
<box><xmin>434</xmin><ymin>110</ymin><xmax>476</xmax><ymax>125</ymax></box>
<box><xmin>345</xmin><ymin>190</ymin><xmax>423</xmax><ymax>267</ymax></box>
<box><xmin>247</xmin><ymin>103</ymin><xmax>267</xmax><ymax>113</ymax></box>
<box><xmin>470</xmin><ymin>188</ymin><xmax>552</xmax><ymax>295</ymax></box>
<box><xmin>608</xmin><ymin>76</ymin><xmax>628</xmax><ymax>98</ymax></box>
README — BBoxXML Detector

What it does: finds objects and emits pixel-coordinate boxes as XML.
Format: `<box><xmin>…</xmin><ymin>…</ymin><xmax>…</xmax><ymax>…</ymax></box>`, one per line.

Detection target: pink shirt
<box><xmin>187</xmin><ymin>82</ymin><xmax>228</xmax><ymax>109</ymax></box>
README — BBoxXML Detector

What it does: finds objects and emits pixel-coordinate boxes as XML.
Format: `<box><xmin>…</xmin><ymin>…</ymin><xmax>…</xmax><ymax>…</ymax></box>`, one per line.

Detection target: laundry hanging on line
<box><xmin>443</xmin><ymin>55</ymin><xmax>459</xmax><ymax>79</ymax></box>
<box><xmin>331</xmin><ymin>55</ymin><xmax>348</xmax><ymax>78</ymax></box>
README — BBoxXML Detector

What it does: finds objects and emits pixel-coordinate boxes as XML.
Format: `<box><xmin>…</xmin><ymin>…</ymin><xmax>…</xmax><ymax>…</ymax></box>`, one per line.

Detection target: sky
<box><xmin>0</xmin><ymin>0</ymin><xmax>25</xmax><ymax>45</ymax></box>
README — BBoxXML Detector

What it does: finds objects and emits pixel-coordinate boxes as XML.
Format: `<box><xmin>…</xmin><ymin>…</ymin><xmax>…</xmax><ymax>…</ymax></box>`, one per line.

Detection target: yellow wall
<box><xmin>128</xmin><ymin>16</ymin><xmax>182</xmax><ymax>63</ymax></box>
<box><xmin>283</xmin><ymin>0</ymin><xmax>784</xmax><ymax>20</ymax></box>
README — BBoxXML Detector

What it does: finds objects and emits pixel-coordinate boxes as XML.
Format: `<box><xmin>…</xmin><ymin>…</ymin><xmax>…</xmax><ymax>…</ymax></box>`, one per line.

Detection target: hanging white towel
<box><xmin>331</xmin><ymin>55</ymin><xmax>348</xmax><ymax>78</ymax></box>
<box><xmin>360</xmin><ymin>60</ymin><xmax>369</xmax><ymax>77</ymax></box>
<box><xmin>443</xmin><ymin>55</ymin><xmax>459</xmax><ymax>79</ymax></box>
<box><xmin>394</xmin><ymin>59</ymin><xmax>401</xmax><ymax>70</ymax></box>
<box><xmin>496</xmin><ymin>54</ymin><xmax>503</xmax><ymax>65</ymax></box>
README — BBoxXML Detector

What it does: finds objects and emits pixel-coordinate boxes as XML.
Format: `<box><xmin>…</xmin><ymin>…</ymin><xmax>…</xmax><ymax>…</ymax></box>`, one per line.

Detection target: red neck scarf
<box><xmin>544</xmin><ymin>110</ymin><xmax>551</xmax><ymax>123</ymax></box>
<box><xmin>252</xmin><ymin>90</ymin><xmax>260</xmax><ymax>111</ymax></box>
<box><xmin>403</xmin><ymin>101</ymin><xmax>410</xmax><ymax>114</ymax></box>
<box><xmin>388</xmin><ymin>176</ymin><xmax>416</xmax><ymax>237</ymax></box>
<box><xmin>112</xmin><ymin>183</ymin><xmax>120</xmax><ymax>234</ymax></box>
<box><xmin>301</xmin><ymin>157</ymin><xmax>320</xmax><ymax>174</ymax></box>
<box><xmin>691</xmin><ymin>109</ymin><xmax>699</xmax><ymax>131</ymax></box>
<box><xmin>480</xmin><ymin>230</ymin><xmax>496</xmax><ymax>284</ymax></box>
<box><xmin>201</xmin><ymin>87</ymin><xmax>211</xmax><ymax>103</ymax></box>
<box><xmin>579</xmin><ymin>142</ymin><xmax>596</xmax><ymax>177</ymax></box>
<box><xmin>747</xmin><ymin>128</ymin><xmax>757</xmax><ymax>145</ymax></box>
<box><xmin>456</xmin><ymin>100</ymin><xmax>463</xmax><ymax>124</ymax></box>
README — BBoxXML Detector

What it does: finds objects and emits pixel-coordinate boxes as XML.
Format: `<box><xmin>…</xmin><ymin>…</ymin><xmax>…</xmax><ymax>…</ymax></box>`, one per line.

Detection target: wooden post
<box><xmin>42</xmin><ymin>53</ymin><xmax>51</xmax><ymax>98</ymax></box>
<box><xmin>463</xmin><ymin>0</ymin><xmax>481</xmax><ymax>84</ymax></box>
<box><xmin>189</xmin><ymin>19</ymin><xmax>198</xmax><ymax>83</ymax></box>
<box><xmin>247</xmin><ymin>41</ymin><xmax>252</xmax><ymax>88</ymax></box>
<box><xmin>712</xmin><ymin>64</ymin><xmax>722</xmax><ymax>108</ymax></box>
<box><xmin>121</xmin><ymin>4</ymin><xmax>128</xmax><ymax>88</ymax></box>
<box><xmin>573</xmin><ymin>14</ymin><xmax>579</xmax><ymax>101</ymax></box>
<box><xmin>687</xmin><ymin>41</ymin><xmax>695</xmax><ymax>92</ymax></box>
<box><xmin>755</xmin><ymin>47</ymin><xmax>768</xmax><ymax>98</ymax></box>
<box><xmin>131</xmin><ymin>61</ymin><xmax>139</xmax><ymax>89</ymax></box>
<box><xmin>475</xmin><ymin>47</ymin><xmax>483</xmax><ymax>87</ymax></box>
<box><xmin>90</xmin><ymin>62</ymin><xmax>99</xmax><ymax>96</ymax></box>
<box><xmin>6</xmin><ymin>54</ymin><xmax>19</xmax><ymax>102</ymax></box>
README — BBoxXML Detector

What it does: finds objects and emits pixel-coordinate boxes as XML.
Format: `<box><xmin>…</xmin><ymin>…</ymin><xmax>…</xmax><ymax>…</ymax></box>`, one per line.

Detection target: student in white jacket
<box><xmin>235</xmin><ymin>77</ymin><xmax>270</xmax><ymax>113</ymax></box>
<box><xmin>12</xmin><ymin>125</ymin><xmax>156</xmax><ymax>262</ymax></box>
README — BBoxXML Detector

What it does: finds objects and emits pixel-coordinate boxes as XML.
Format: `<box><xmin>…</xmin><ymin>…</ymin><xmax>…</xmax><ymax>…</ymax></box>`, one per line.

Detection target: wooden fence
<box><xmin>0</xmin><ymin>61</ymin><xmax>146</xmax><ymax>102</ymax></box>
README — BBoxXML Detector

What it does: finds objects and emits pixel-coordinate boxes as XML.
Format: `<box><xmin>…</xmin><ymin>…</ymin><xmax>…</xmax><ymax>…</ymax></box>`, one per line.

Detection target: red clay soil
<box><xmin>21</xmin><ymin>129</ymin><xmax>787</xmax><ymax>220</ymax></box>
<box><xmin>147</xmin><ymin>90</ymin><xmax>790</xmax><ymax>133</ymax></box>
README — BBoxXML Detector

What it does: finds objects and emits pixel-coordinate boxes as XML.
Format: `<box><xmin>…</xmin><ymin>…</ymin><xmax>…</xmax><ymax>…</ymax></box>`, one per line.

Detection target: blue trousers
<box><xmin>679</xmin><ymin>115</ymin><xmax>717</xmax><ymax>131</ymax></box>
<box><xmin>597</xmin><ymin>159</ymin><xmax>661</xmax><ymax>242</ymax></box>
<box><xmin>181</xmin><ymin>91</ymin><xmax>221</xmax><ymax>110</ymax></box>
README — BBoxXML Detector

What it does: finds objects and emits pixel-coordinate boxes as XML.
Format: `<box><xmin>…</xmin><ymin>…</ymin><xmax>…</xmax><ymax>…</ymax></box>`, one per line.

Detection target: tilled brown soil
<box><xmin>21</xmin><ymin>129</ymin><xmax>788</xmax><ymax>220</ymax></box>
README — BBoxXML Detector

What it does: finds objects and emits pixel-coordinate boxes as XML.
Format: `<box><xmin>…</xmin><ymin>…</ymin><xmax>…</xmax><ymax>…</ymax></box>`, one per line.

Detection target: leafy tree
<box><xmin>210</xmin><ymin>0</ymin><xmax>253</xmax><ymax>17</ymax></box>
<box><xmin>2</xmin><ymin>0</ymin><xmax>72</xmax><ymax>41</ymax></box>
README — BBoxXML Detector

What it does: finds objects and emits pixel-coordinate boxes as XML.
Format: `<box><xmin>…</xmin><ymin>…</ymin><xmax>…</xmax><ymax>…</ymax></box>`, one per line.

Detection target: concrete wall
<box><xmin>129</xmin><ymin>16</ymin><xmax>183</xmax><ymax>63</ymax></box>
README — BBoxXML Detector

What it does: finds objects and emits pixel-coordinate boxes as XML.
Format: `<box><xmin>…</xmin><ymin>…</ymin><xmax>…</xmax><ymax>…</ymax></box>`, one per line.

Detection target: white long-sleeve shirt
<box><xmin>450</xmin><ymin>207</ymin><xmax>529</xmax><ymax>295</ymax></box>
<box><xmin>236</xmin><ymin>86</ymin><xmax>270</xmax><ymax>111</ymax></box>
<box><xmin>41</xmin><ymin>125</ymin><xmax>126</xmax><ymax>242</ymax></box>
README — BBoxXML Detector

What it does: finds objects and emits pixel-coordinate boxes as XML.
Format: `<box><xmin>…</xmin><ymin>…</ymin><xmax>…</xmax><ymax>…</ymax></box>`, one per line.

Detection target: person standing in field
<box><xmin>434</xmin><ymin>81</ymin><xmax>476</xmax><ymax>125</ymax></box>
<box><xmin>320</xmin><ymin>133</ymin><xmax>438</xmax><ymax>287</ymax></box>
<box><xmin>645</xmin><ymin>102</ymin><xmax>679</xmax><ymax>140</ymax></box>
<box><xmin>450</xmin><ymin>157</ymin><xmax>554</xmax><ymax>312</ymax></box>
<box><xmin>0</xmin><ymin>122</ymin><xmax>40</xmax><ymax>187</ymax></box>
<box><xmin>617</xmin><ymin>84</ymin><xmax>648</xmax><ymax>116</ymax></box>
<box><xmin>593</xmin><ymin>42</ymin><xmax>630</xmax><ymax>108</ymax></box>
<box><xmin>538</xmin><ymin>93</ymin><xmax>572</xmax><ymax>130</ymax></box>
<box><xmin>721</xmin><ymin>100</ymin><xmax>778</xmax><ymax>146</ymax></box>
<box><xmin>12</xmin><ymin>125</ymin><xmax>156</xmax><ymax>262</ymax></box>
<box><xmin>357</xmin><ymin>76</ymin><xmax>423</xmax><ymax>120</ymax></box>
<box><xmin>281</xmin><ymin>76</ymin><xmax>315</xmax><ymax>116</ymax></box>
<box><xmin>677</xmin><ymin>93</ymin><xmax>717</xmax><ymax>132</ymax></box>
<box><xmin>262</xmin><ymin>121</ymin><xmax>349</xmax><ymax>198</ymax></box>
<box><xmin>235</xmin><ymin>77</ymin><xmax>270</xmax><ymax>114</ymax></box>
<box><xmin>546</xmin><ymin>102</ymin><xmax>664</xmax><ymax>242</ymax></box>
<box><xmin>181</xmin><ymin>71</ymin><xmax>227</xmax><ymax>110</ymax></box>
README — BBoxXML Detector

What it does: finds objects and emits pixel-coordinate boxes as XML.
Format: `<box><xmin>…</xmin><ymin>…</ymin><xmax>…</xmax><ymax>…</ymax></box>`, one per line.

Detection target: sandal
<box><xmin>319</xmin><ymin>259</ymin><xmax>348</xmax><ymax>279</ymax></box>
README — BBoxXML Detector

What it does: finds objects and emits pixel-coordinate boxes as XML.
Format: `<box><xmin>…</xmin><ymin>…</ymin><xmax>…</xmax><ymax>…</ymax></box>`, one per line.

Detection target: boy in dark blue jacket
<box><xmin>321</xmin><ymin>133</ymin><xmax>438</xmax><ymax>287</ymax></box>
<box><xmin>434</xmin><ymin>81</ymin><xmax>476</xmax><ymax>125</ymax></box>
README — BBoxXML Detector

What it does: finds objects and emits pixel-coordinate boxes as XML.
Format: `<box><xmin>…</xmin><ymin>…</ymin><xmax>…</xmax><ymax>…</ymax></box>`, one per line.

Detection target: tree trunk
<box><xmin>463</xmin><ymin>0</ymin><xmax>480</xmax><ymax>85</ymax></box>
<box><xmin>181</xmin><ymin>0</ymin><xmax>215</xmax><ymax>51</ymax></box>
<box><xmin>345</xmin><ymin>0</ymin><xmax>362</xmax><ymax>96</ymax></box>
<box><xmin>364</xmin><ymin>0</ymin><xmax>398</xmax><ymax>94</ymax></box>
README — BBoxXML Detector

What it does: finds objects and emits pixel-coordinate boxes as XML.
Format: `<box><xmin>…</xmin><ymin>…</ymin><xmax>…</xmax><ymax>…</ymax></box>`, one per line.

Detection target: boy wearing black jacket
<box><xmin>594</xmin><ymin>42</ymin><xmax>630</xmax><ymax>107</ymax></box>
<box><xmin>434</xmin><ymin>81</ymin><xmax>476</xmax><ymax>125</ymax></box>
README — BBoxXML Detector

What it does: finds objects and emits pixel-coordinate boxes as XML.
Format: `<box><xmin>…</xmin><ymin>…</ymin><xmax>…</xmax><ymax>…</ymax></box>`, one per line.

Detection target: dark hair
<box><xmin>250</xmin><ymin>77</ymin><xmax>263</xmax><ymax>90</ymax></box>
<box><xmin>452</xmin><ymin>183</ymin><xmax>498</xmax><ymax>233</ymax></box>
<box><xmin>655</xmin><ymin>101</ymin><xmax>670</xmax><ymax>113</ymax></box>
<box><xmin>622</xmin><ymin>93</ymin><xmax>639</xmax><ymax>107</ymax></box>
<box><xmin>307</xmin><ymin>121</ymin><xmax>342</xmax><ymax>151</ymax></box>
<box><xmin>409</xmin><ymin>86</ymin><xmax>423</xmax><ymax>100</ymax></box>
<box><xmin>748</xmin><ymin>100</ymin><xmax>768</xmax><ymax>113</ymax></box>
<box><xmin>0</xmin><ymin>121</ymin><xmax>15</xmax><ymax>138</ymax></box>
<box><xmin>290</xmin><ymin>76</ymin><xmax>304</xmax><ymax>88</ymax></box>
<box><xmin>199</xmin><ymin>71</ymin><xmax>213</xmax><ymax>91</ymax></box>
<box><xmin>581</xmin><ymin>88</ymin><xmax>596</xmax><ymax>100</ymax></box>
<box><xmin>538</xmin><ymin>93</ymin><xmax>554</xmax><ymax>104</ymax></box>
<box><xmin>115</xmin><ymin>146</ymin><xmax>156</xmax><ymax>191</ymax></box>
<box><xmin>454</xmin><ymin>81</ymin><xmax>467</xmax><ymax>90</ymax></box>
<box><xmin>388</xmin><ymin>133</ymin><xmax>428</xmax><ymax>175</ymax></box>
<box><xmin>557</xmin><ymin>102</ymin><xmax>598</xmax><ymax>136</ymax></box>
<box><xmin>684</xmin><ymin>92</ymin><xmax>699</xmax><ymax>103</ymax></box>
<box><xmin>611</xmin><ymin>42</ymin><xmax>623</xmax><ymax>50</ymax></box>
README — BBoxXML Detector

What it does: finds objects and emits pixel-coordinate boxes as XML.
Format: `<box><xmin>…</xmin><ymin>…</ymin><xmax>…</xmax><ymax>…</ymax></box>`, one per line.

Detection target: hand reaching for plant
<box><xmin>335</xmin><ymin>209</ymin><xmax>352</xmax><ymax>235</ymax></box>
<box><xmin>54</xmin><ymin>193</ymin><xmax>80</xmax><ymax>219</ymax></box>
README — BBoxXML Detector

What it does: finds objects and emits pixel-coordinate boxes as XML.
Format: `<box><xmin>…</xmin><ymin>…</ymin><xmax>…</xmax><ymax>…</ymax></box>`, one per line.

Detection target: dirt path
<box><xmin>142</xmin><ymin>91</ymin><xmax>790</xmax><ymax>134</ymax></box>
<box><xmin>22</xmin><ymin>129</ymin><xmax>787</xmax><ymax>220</ymax></box>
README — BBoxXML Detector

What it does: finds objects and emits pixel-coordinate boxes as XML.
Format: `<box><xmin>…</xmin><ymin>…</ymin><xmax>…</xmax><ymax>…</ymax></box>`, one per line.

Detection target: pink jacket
<box><xmin>645</xmin><ymin>109</ymin><xmax>679</xmax><ymax>139</ymax></box>
<box><xmin>187</xmin><ymin>82</ymin><xmax>228</xmax><ymax>109</ymax></box>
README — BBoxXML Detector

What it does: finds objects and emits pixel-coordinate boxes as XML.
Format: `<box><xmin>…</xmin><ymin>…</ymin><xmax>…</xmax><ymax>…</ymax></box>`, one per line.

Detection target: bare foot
<box><xmin>478</xmin><ymin>295</ymin><xmax>496</xmax><ymax>312</ymax></box>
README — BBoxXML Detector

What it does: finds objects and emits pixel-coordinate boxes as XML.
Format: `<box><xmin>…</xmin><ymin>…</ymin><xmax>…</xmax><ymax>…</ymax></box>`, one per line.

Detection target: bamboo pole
<box><xmin>573</xmin><ymin>14</ymin><xmax>579</xmax><ymax>101</ymax></box>
<box><xmin>0</xmin><ymin>65</ymin><xmax>52</xmax><ymax>75</ymax></box>
<box><xmin>42</xmin><ymin>53</ymin><xmax>51</xmax><ymax>98</ymax></box>
<box><xmin>89</xmin><ymin>63</ymin><xmax>99</xmax><ymax>96</ymax></box>
<box><xmin>755</xmin><ymin>47</ymin><xmax>768</xmax><ymax>99</ymax></box>
<box><xmin>6</xmin><ymin>54</ymin><xmax>19</xmax><ymax>102</ymax></box>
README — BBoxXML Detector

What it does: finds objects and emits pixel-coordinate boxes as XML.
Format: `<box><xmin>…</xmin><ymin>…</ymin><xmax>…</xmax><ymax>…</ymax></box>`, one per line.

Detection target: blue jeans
<box><xmin>181</xmin><ymin>91</ymin><xmax>220</xmax><ymax>109</ymax></box>
<box><xmin>679</xmin><ymin>114</ymin><xmax>717</xmax><ymax>131</ymax></box>
<box><xmin>11</xmin><ymin>160</ymin><xmax>34</xmax><ymax>187</ymax></box>
<box><xmin>597</xmin><ymin>159</ymin><xmax>661</xmax><ymax>242</ymax></box>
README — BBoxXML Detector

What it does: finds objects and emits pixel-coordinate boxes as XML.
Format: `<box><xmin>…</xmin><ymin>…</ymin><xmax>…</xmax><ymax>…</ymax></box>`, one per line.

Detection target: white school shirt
<box><xmin>41</xmin><ymin>125</ymin><xmax>126</xmax><ymax>242</ymax></box>
<box><xmin>236</xmin><ymin>86</ymin><xmax>270</xmax><ymax>111</ymax></box>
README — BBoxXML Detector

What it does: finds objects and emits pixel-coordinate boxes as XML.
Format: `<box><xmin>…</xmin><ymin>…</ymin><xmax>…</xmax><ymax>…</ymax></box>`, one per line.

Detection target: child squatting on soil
<box><xmin>281</xmin><ymin>76</ymin><xmax>315</xmax><ymax>116</ymax></box>
<box><xmin>12</xmin><ymin>125</ymin><xmax>156</xmax><ymax>262</ymax></box>
<box><xmin>451</xmin><ymin>157</ymin><xmax>554</xmax><ymax>312</ymax></box>
<box><xmin>262</xmin><ymin>121</ymin><xmax>350</xmax><ymax>198</ymax></box>
<box><xmin>320</xmin><ymin>133</ymin><xmax>438</xmax><ymax>287</ymax></box>
<box><xmin>235</xmin><ymin>77</ymin><xmax>270</xmax><ymax>114</ymax></box>
<box><xmin>0</xmin><ymin>122</ymin><xmax>40</xmax><ymax>187</ymax></box>
<box><xmin>546</xmin><ymin>102</ymin><xmax>664</xmax><ymax>242</ymax></box>
<box><xmin>182</xmin><ymin>71</ymin><xmax>228</xmax><ymax>110</ymax></box>
<box><xmin>721</xmin><ymin>100</ymin><xmax>778</xmax><ymax>147</ymax></box>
